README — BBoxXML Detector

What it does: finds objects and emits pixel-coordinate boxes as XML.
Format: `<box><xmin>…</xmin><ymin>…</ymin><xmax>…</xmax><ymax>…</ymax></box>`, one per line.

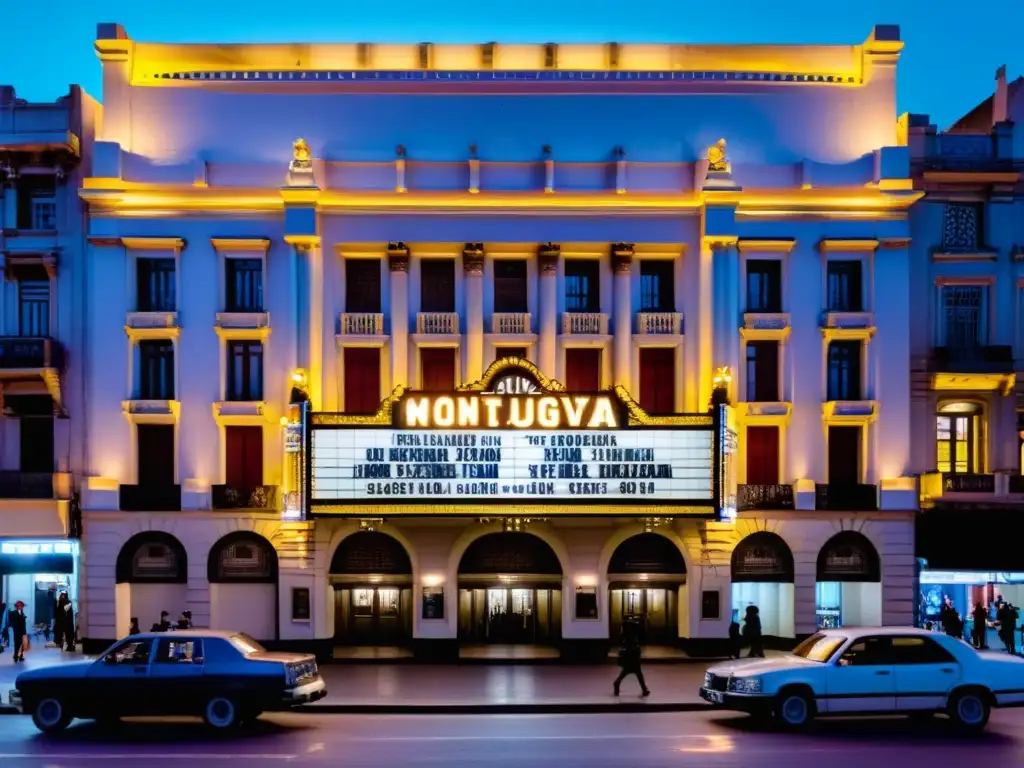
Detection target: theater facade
<box><xmin>77</xmin><ymin>23</ymin><xmax>917</xmax><ymax>659</ymax></box>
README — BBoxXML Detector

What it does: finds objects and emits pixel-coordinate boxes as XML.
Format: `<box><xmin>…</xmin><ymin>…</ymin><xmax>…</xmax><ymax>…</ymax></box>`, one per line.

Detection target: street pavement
<box><xmin>3</xmin><ymin>710</ymin><xmax>1024</xmax><ymax>767</ymax></box>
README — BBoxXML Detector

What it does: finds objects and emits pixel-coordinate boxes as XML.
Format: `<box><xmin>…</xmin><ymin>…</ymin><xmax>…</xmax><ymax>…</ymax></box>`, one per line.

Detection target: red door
<box><xmin>565</xmin><ymin>349</ymin><xmax>601</xmax><ymax>391</ymax></box>
<box><xmin>226</xmin><ymin>426</ymin><xmax>263</xmax><ymax>489</ymax></box>
<box><xmin>639</xmin><ymin>348</ymin><xmax>675</xmax><ymax>414</ymax></box>
<box><xmin>344</xmin><ymin>347</ymin><xmax>382</xmax><ymax>414</ymax></box>
<box><xmin>745</xmin><ymin>426</ymin><xmax>779</xmax><ymax>485</ymax></box>
<box><xmin>421</xmin><ymin>348</ymin><xmax>456</xmax><ymax>391</ymax></box>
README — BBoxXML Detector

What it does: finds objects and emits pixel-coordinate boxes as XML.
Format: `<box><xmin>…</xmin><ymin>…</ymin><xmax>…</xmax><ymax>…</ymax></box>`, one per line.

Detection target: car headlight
<box><xmin>728</xmin><ymin>676</ymin><xmax>763</xmax><ymax>694</ymax></box>
<box><xmin>703</xmin><ymin>672</ymin><xmax>713</xmax><ymax>687</ymax></box>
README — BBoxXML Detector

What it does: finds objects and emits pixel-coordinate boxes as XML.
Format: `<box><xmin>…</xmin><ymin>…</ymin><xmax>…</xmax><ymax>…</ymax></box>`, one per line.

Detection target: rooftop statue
<box><xmin>291</xmin><ymin>138</ymin><xmax>312</xmax><ymax>170</ymax></box>
<box><xmin>707</xmin><ymin>138</ymin><xmax>729</xmax><ymax>172</ymax></box>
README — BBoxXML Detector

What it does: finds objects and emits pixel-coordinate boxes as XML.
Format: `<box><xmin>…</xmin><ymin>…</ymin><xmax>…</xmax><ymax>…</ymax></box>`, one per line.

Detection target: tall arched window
<box><xmin>936</xmin><ymin>402</ymin><xmax>983</xmax><ymax>474</ymax></box>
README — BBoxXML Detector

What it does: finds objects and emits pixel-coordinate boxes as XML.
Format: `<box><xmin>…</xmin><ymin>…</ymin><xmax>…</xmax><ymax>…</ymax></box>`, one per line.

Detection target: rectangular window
<box><xmin>138</xmin><ymin>340</ymin><xmax>175</xmax><ymax>400</ymax></box>
<box><xmin>565</xmin><ymin>348</ymin><xmax>601</xmax><ymax>391</ymax></box>
<box><xmin>941</xmin><ymin>285</ymin><xmax>986</xmax><ymax>350</ymax></box>
<box><xmin>936</xmin><ymin>413</ymin><xmax>977</xmax><ymax>474</ymax></box>
<box><xmin>639</xmin><ymin>347</ymin><xmax>675</xmax><ymax>414</ymax></box>
<box><xmin>564</xmin><ymin>260</ymin><xmax>600</xmax><ymax>312</ymax></box>
<box><xmin>346</xmin><ymin>259</ymin><xmax>382</xmax><ymax>313</ymax></box>
<box><xmin>225</xmin><ymin>425</ymin><xmax>263</xmax><ymax>489</ymax></box>
<box><xmin>828</xmin><ymin>425</ymin><xmax>861</xmax><ymax>484</ymax></box>
<box><xmin>420</xmin><ymin>259</ymin><xmax>456</xmax><ymax>313</ymax></box>
<box><xmin>493</xmin><ymin>259</ymin><xmax>528</xmax><ymax>313</ymax></box>
<box><xmin>826</xmin><ymin>261</ymin><xmax>863</xmax><ymax>312</ymax></box>
<box><xmin>155</xmin><ymin>638</ymin><xmax>203</xmax><ymax>664</ymax></box>
<box><xmin>639</xmin><ymin>260</ymin><xmax>674</xmax><ymax>312</ymax></box>
<box><xmin>745</xmin><ymin>426</ymin><xmax>779</xmax><ymax>485</ymax></box>
<box><xmin>343</xmin><ymin>347</ymin><xmax>382</xmax><ymax>414</ymax></box>
<box><xmin>225</xmin><ymin>258</ymin><xmax>263</xmax><ymax>312</ymax></box>
<box><xmin>137</xmin><ymin>258</ymin><xmax>176</xmax><ymax>312</ymax></box>
<box><xmin>226</xmin><ymin>341</ymin><xmax>264</xmax><ymax>401</ymax></box>
<box><xmin>18</xmin><ymin>279</ymin><xmax>50</xmax><ymax>337</ymax></box>
<box><xmin>827</xmin><ymin>341</ymin><xmax>861</xmax><ymax>401</ymax></box>
<box><xmin>746</xmin><ymin>260</ymin><xmax>782</xmax><ymax>313</ymax></box>
<box><xmin>941</xmin><ymin>203</ymin><xmax>982</xmax><ymax>251</ymax></box>
<box><xmin>15</xmin><ymin>175</ymin><xmax>56</xmax><ymax>229</ymax></box>
<box><xmin>420</xmin><ymin>348</ymin><xmax>456</xmax><ymax>391</ymax></box>
<box><xmin>137</xmin><ymin>424</ymin><xmax>175</xmax><ymax>486</ymax></box>
<box><xmin>19</xmin><ymin>417</ymin><xmax>54</xmax><ymax>474</ymax></box>
<box><xmin>745</xmin><ymin>342</ymin><xmax>780</xmax><ymax>402</ymax></box>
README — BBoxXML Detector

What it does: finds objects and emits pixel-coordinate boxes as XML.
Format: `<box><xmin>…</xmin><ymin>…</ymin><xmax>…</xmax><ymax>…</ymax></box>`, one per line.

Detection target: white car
<box><xmin>700</xmin><ymin>626</ymin><xmax>1024</xmax><ymax>731</ymax></box>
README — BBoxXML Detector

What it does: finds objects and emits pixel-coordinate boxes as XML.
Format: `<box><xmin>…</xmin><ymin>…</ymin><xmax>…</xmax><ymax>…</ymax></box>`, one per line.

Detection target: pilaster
<box><xmin>711</xmin><ymin>241</ymin><xmax>741</xmax><ymax>404</ymax></box>
<box><xmin>463</xmin><ymin>243</ymin><xmax>485</xmax><ymax>382</ymax></box>
<box><xmin>388</xmin><ymin>243</ymin><xmax>411</xmax><ymax>389</ymax></box>
<box><xmin>611</xmin><ymin>243</ymin><xmax>633</xmax><ymax>390</ymax></box>
<box><xmin>537</xmin><ymin>243</ymin><xmax>560</xmax><ymax>380</ymax></box>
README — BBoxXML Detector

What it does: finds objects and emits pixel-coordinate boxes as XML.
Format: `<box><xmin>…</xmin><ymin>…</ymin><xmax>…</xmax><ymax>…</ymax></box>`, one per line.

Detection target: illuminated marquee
<box><xmin>307</xmin><ymin>358</ymin><xmax>730</xmax><ymax>517</ymax></box>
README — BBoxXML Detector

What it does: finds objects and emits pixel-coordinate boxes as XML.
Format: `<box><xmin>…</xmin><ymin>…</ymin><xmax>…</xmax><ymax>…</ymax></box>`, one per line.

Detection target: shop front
<box><xmin>607</xmin><ymin>533</ymin><xmax>686</xmax><ymax>646</ymax></box>
<box><xmin>0</xmin><ymin>539</ymin><xmax>79</xmax><ymax>631</ymax></box>
<box><xmin>815</xmin><ymin>531</ymin><xmax>882</xmax><ymax>629</ymax></box>
<box><xmin>730</xmin><ymin>531</ymin><xmax>795</xmax><ymax>640</ymax></box>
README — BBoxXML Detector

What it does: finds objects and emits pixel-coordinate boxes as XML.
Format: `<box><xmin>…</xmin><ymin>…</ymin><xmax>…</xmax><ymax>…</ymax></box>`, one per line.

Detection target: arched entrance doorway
<box><xmin>607</xmin><ymin>533</ymin><xmax>686</xmax><ymax>645</ymax></box>
<box><xmin>115</xmin><ymin>532</ymin><xmax>187</xmax><ymax>635</ymax></box>
<box><xmin>207</xmin><ymin>532</ymin><xmax>279</xmax><ymax>640</ymax></box>
<box><xmin>457</xmin><ymin>532</ymin><xmax>562</xmax><ymax>644</ymax></box>
<box><xmin>329</xmin><ymin>532</ymin><xmax>413</xmax><ymax>646</ymax></box>
<box><xmin>731</xmin><ymin>531</ymin><xmax>795</xmax><ymax>639</ymax></box>
<box><xmin>816</xmin><ymin>531</ymin><xmax>881</xmax><ymax>629</ymax></box>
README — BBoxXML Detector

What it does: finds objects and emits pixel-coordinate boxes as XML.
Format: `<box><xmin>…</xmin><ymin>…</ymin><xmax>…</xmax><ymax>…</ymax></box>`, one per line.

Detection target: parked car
<box><xmin>699</xmin><ymin>626</ymin><xmax>1024</xmax><ymax>731</ymax></box>
<box><xmin>8</xmin><ymin>629</ymin><xmax>326</xmax><ymax>733</ymax></box>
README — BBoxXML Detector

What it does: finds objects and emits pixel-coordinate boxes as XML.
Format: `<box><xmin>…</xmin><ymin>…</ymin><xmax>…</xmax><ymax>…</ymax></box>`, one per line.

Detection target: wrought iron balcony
<box><xmin>930</xmin><ymin>346</ymin><xmax>1014</xmax><ymax>374</ymax></box>
<box><xmin>119</xmin><ymin>484</ymin><xmax>182</xmax><ymax>512</ymax></box>
<box><xmin>0</xmin><ymin>471</ymin><xmax>54</xmax><ymax>499</ymax></box>
<box><xmin>738</xmin><ymin>484</ymin><xmax>794</xmax><ymax>511</ymax></box>
<box><xmin>211</xmin><ymin>484</ymin><xmax>279</xmax><ymax>510</ymax></box>
<box><xmin>942</xmin><ymin>472</ymin><xmax>995</xmax><ymax>494</ymax></box>
<box><xmin>0</xmin><ymin>337</ymin><xmax>65</xmax><ymax>369</ymax></box>
<box><xmin>815</xmin><ymin>483</ymin><xmax>879</xmax><ymax>511</ymax></box>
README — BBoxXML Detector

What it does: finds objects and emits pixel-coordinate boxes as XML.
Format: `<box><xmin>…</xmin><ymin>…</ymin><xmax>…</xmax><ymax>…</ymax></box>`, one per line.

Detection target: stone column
<box><xmin>388</xmin><ymin>243</ymin><xmax>410</xmax><ymax>389</ymax></box>
<box><xmin>711</xmin><ymin>241</ymin><xmax>740</xmax><ymax>403</ymax></box>
<box><xmin>611</xmin><ymin>243</ymin><xmax>634</xmax><ymax>391</ymax></box>
<box><xmin>305</xmin><ymin>242</ymin><xmax>324</xmax><ymax>409</ymax></box>
<box><xmin>538</xmin><ymin>244</ymin><xmax>560</xmax><ymax>380</ymax></box>
<box><xmin>463</xmin><ymin>243</ymin><xmax>485</xmax><ymax>382</ymax></box>
<box><xmin>695</xmin><ymin>239</ymin><xmax>717</xmax><ymax>411</ymax></box>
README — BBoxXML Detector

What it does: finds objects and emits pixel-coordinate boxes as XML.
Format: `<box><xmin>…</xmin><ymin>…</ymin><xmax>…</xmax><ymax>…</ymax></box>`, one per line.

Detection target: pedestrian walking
<box><xmin>743</xmin><ymin>605</ymin><xmax>765</xmax><ymax>658</ymax></box>
<box><xmin>8</xmin><ymin>600</ymin><xmax>28</xmax><ymax>662</ymax></box>
<box><xmin>972</xmin><ymin>603</ymin><xmax>988</xmax><ymax>649</ymax></box>
<box><xmin>728</xmin><ymin>613</ymin><xmax>742</xmax><ymax>659</ymax></box>
<box><xmin>53</xmin><ymin>593</ymin><xmax>67</xmax><ymax>650</ymax></box>
<box><xmin>61</xmin><ymin>594</ymin><xmax>75</xmax><ymax>651</ymax></box>
<box><xmin>151</xmin><ymin>611</ymin><xmax>171</xmax><ymax>632</ymax></box>
<box><xmin>612</xmin><ymin>619</ymin><xmax>650</xmax><ymax>698</ymax></box>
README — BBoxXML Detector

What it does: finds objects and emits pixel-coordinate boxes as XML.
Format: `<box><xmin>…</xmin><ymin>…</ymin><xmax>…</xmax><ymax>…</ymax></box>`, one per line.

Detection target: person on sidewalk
<box><xmin>61</xmin><ymin>594</ymin><xmax>75</xmax><ymax>651</ymax></box>
<box><xmin>9</xmin><ymin>600</ymin><xmax>28</xmax><ymax>662</ymax></box>
<box><xmin>151</xmin><ymin>611</ymin><xmax>171</xmax><ymax>632</ymax></box>
<box><xmin>728</xmin><ymin>612</ymin><xmax>742</xmax><ymax>659</ymax></box>
<box><xmin>972</xmin><ymin>603</ymin><xmax>988</xmax><ymax>649</ymax></box>
<box><xmin>129</xmin><ymin>617</ymin><xmax>141</xmax><ymax>636</ymax></box>
<box><xmin>612</xmin><ymin>619</ymin><xmax>650</xmax><ymax>698</ymax></box>
<box><xmin>743</xmin><ymin>605</ymin><xmax>765</xmax><ymax>658</ymax></box>
<box><xmin>53</xmin><ymin>593</ymin><xmax>67</xmax><ymax>650</ymax></box>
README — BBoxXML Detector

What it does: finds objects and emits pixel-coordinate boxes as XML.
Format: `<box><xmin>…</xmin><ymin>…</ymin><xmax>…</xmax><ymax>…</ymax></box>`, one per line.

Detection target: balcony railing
<box><xmin>125</xmin><ymin>311</ymin><xmax>179</xmax><ymax>330</ymax></box>
<box><xmin>416</xmin><ymin>312</ymin><xmax>459</xmax><ymax>334</ymax></box>
<box><xmin>215</xmin><ymin>312</ymin><xmax>270</xmax><ymax>330</ymax></box>
<box><xmin>930</xmin><ymin>346</ymin><xmax>1014</xmax><ymax>374</ymax></box>
<box><xmin>119</xmin><ymin>484</ymin><xmax>182</xmax><ymax>512</ymax></box>
<box><xmin>0</xmin><ymin>471</ymin><xmax>54</xmax><ymax>499</ymax></box>
<box><xmin>561</xmin><ymin>313</ymin><xmax>609</xmax><ymax>335</ymax></box>
<box><xmin>211</xmin><ymin>484</ymin><xmax>279</xmax><ymax>510</ymax></box>
<box><xmin>815</xmin><ymin>483</ymin><xmax>879</xmax><ymax>511</ymax></box>
<box><xmin>942</xmin><ymin>472</ymin><xmax>995</xmax><ymax>494</ymax></box>
<box><xmin>821</xmin><ymin>311</ymin><xmax>874</xmax><ymax>330</ymax></box>
<box><xmin>340</xmin><ymin>313</ymin><xmax>385</xmax><ymax>335</ymax></box>
<box><xmin>0</xmin><ymin>337</ymin><xmax>65</xmax><ymax>369</ymax></box>
<box><xmin>492</xmin><ymin>312</ymin><xmax>531</xmax><ymax>335</ymax></box>
<box><xmin>738</xmin><ymin>484</ymin><xmax>794</xmax><ymax>511</ymax></box>
<box><xmin>636</xmin><ymin>312</ymin><xmax>683</xmax><ymax>335</ymax></box>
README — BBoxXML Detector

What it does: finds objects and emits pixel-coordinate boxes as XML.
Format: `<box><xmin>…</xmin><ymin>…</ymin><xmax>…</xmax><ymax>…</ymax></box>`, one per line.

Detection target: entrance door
<box><xmin>459</xmin><ymin>587</ymin><xmax>559</xmax><ymax>643</ymax></box>
<box><xmin>486</xmin><ymin>588</ymin><xmax>535</xmax><ymax>642</ymax></box>
<box><xmin>610</xmin><ymin>588</ymin><xmax>677</xmax><ymax>645</ymax></box>
<box><xmin>335</xmin><ymin>586</ymin><xmax>409</xmax><ymax>645</ymax></box>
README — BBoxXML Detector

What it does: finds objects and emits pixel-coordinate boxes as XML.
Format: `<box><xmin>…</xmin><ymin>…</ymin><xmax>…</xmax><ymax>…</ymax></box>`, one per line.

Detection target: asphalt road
<box><xmin>3</xmin><ymin>710</ymin><xmax>1024</xmax><ymax>767</ymax></box>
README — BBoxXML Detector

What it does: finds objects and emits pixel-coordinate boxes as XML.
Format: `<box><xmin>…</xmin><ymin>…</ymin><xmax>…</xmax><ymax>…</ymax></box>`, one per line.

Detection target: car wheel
<box><xmin>775</xmin><ymin>689</ymin><xmax>815</xmax><ymax>729</ymax></box>
<box><xmin>203</xmin><ymin>697</ymin><xmax>240</xmax><ymax>730</ymax></box>
<box><xmin>32</xmin><ymin>698</ymin><xmax>71</xmax><ymax>734</ymax></box>
<box><xmin>948</xmin><ymin>690</ymin><xmax>990</xmax><ymax>733</ymax></box>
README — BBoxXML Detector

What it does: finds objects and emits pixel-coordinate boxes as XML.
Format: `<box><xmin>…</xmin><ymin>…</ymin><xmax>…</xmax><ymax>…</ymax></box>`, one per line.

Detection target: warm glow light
<box><xmin>712</xmin><ymin>366</ymin><xmax>732</xmax><ymax>388</ymax></box>
<box><xmin>280</xmin><ymin>416</ymin><xmax>290</xmax><ymax>426</ymax></box>
<box><xmin>422</xmin><ymin>574</ymin><xmax>444</xmax><ymax>587</ymax></box>
<box><xmin>291</xmin><ymin>369</ymin><xmax>307</xmax><ymax>386</ymax></box>
<box><xmin>576</xmin><ymin>574</ymin><xmax>597</xmax><ymax>587</ymax></box>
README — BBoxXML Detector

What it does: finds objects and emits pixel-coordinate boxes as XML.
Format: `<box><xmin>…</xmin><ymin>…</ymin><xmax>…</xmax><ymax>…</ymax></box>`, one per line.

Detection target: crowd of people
<box><xmin>0</xmin><ymin>593</ymin><xmax>76</xmax><ymax>662</ymax></box>
<box><xmin>927</xmin><ymin>594</ymin><xmax>1022</xmax><ymax>654</ymax></box>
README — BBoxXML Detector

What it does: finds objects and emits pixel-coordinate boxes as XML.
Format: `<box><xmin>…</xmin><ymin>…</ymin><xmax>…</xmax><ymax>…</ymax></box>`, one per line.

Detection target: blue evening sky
<box><xmin>1</xmin><ymin>0</ymin><xmax>1020</xmax><ymax>129</ymax></box>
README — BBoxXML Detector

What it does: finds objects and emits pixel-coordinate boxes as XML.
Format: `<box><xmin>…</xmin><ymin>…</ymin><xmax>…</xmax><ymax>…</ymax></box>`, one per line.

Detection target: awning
<box><xmin>917</xmin><ymin>508</ymin><xmax>1023</xmax><ymax>571</ymax></box>
<box><xmin>0</xmin><ymin>552</ymin><xmax>74</xmax><ymax>575</ymax></box>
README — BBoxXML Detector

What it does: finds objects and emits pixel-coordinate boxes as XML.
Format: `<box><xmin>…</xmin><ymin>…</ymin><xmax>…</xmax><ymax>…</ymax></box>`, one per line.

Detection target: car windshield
<box><xmin>229</xmin><ymin>633</ymin><xmax>266</xmax><ymax>655</ymax></box>
<box><xmin>791</xmin><ymin>632</ymin><xmax>847</xmax><ymax>663</ymax></box>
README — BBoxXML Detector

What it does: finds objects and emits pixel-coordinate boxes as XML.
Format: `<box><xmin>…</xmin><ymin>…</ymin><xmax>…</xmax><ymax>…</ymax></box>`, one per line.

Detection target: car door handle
<box><xmin>875</xmin><ymin>670</ymin><xmax>891</xmax><ymax>676</ymax></box>
<box><xmin>940</xmin><ymin>668</ymin><xmax>956</xmax><ymax>674</ymax></box>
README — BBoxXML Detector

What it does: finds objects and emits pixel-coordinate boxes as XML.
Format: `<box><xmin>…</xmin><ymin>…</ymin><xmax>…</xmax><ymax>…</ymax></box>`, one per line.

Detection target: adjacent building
<box><xmin>907</xmin><ymin>67</ymin><xmax>1024</xmax><ymax>622</ymax></box>
<box><xmin>0</xmin><ymin>85</ymin><xmax>98</xmax><ymax>622</ymax></box>
<box><xmin>76</xmin><ymin>23</ymin><xmax>919</xmax><ymax>659</ymax></box>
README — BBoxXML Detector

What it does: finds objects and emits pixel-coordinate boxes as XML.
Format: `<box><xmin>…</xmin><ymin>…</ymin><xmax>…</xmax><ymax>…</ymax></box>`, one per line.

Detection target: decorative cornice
<box><xmin>817</xmin><ymin>238</ymin><xmax>879</xmax><ymax>253</ymax></box>
<box><xmin>736</xmin><ymin>238</ymin><xmax>796</xmax><ymax>253</ymax></box>
<box><xmin>121</xmin><ymin>236</ymin><xmax>185</xmax><ymax>251</ymax></box>
<box><xmin>86</xmin><ymin>236</ymin><xmax>122</xmax><ymax>247</ymax></box>
<box><xmin>284</xmin><ymin>234</ymin><xmax>320</xmax><ymax>250</ymax></box>
<box><xmin>611</xmin><ymin>242</ymin><xmax>634</xmax><ymax>274</ymax></box>
<box><xmin>878</xmin><ymin>237</ymin><xmax>911</xmax><ymax>250</ymax></box>
<box><xmin>211</xmin><ymin>237</ymin><xmax>271</xmax><ymax>253</ymax></box>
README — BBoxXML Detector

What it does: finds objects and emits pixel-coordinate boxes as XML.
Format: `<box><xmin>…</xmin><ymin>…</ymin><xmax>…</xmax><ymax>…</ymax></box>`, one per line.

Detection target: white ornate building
<box><xmin>75</xmin><ymin>23</ymin><xmax>918</xmax><ymax>659</ymax></box>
